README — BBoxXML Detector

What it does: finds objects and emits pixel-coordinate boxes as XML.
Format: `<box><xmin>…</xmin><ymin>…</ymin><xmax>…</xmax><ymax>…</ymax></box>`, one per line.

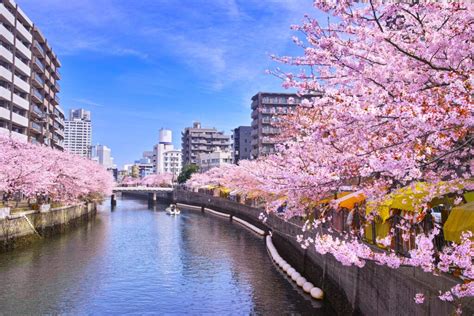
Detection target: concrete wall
<box><xmin>0</xmin><ymin>202</ymin><xmax>96</xmax><ymax>251</ymax></box>
<box><xmin>173</xmin><ymin>190</ymin><xmax>473</xmax><ymax>316</ymax></box>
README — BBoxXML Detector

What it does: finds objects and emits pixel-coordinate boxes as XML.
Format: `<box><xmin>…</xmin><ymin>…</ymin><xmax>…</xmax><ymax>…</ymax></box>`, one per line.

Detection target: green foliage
<box><xmin>178</xmin><ymin>164</ymin><xmax>199</xmax><ymax>184</ymax></box>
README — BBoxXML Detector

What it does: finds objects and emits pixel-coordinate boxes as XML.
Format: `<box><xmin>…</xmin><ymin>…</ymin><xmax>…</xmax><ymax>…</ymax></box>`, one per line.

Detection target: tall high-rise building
<box><xmin>233</xmin><ymin>126</ymin><xmax>252</xmax><ymax>164</ymax></box>
<box><xmin>64</xmin><ymin>108</ymin><xmax>91</xmax><ymax>157</ymax></box>
<box><xmin>181</xmin><ymin>122</ymin><xmax>231</xmax><ymax>167</ymax></box>
<box><xmin>250</xmin><ymin>92</ymin><xmax>322</xmax><ymax>158</ymax></box>
<box><xmin>91</xmin><ymin>144</ymin><xmax>115</xmax><ymax>169</ymax></box>
<box><xmin>0</xmin><ymin>1</ymin><xmax>63</xmax><ymax>149</ymax></box>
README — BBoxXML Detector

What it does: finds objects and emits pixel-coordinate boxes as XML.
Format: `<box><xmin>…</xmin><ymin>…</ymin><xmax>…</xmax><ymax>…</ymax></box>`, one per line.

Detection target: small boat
<box><xmin>166</xmin><ymin>205</ymin><xmax>181</xmax><ymax>215</ymax></box>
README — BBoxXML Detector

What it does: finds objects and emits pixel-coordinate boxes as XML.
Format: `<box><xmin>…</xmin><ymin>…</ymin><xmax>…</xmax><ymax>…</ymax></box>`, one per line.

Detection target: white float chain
<box><xmin>204</xmin><ymin>207</ymin><xmax>231</xmax><ymax>218</ymax></box>
<box><xmin>266</xmin><ymin>235</ymin><xmax>324</xmax><ymax>300</ymax></box>
<box><xmin>232</xmin><ymin>216</ymin><xmax>265</xmax><ymax>236</ymax></box>
<box><xmin>176</xmin><ymin>203</ymin><xmax>202</xmax><ymax>211</ymax></box>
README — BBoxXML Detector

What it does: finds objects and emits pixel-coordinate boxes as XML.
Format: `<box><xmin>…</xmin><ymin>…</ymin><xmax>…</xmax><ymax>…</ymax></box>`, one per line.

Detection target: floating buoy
<box><xmin>266</xmin><ymin>234</ymin><xmax>324</xmax><ymax>300</ymax></box>
<box><xmin>303</xmin><ymin>282</ymin><xmax>314</xmax><ymax>293</ymax></box>
<box><xmin>296</xmin><ymin>276</ymin><xmax>306</xmax><ymax>287</ymax></box>
<box><xmin>291</xmin><ymin>271</ymin><xmax>301</xmax><ymax>281</ymax></box>
<box><xmin>311</xmin><ymin>287</ymin><xmax>324</xmax><ymax>300</ymax></box>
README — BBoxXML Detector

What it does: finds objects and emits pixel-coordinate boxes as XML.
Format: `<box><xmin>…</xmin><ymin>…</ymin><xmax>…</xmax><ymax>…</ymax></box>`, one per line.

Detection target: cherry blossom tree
<box><xmin>141</xmin><ymin>173</ymin><xmax>174</xmax><ymax>187</ymax></box>
<box><xmin>187</xmin><ymin>1</ymin><xmax>473</xmax><ymax>309</ymax></box>
<box><xmin>0</xmin><ymin>136</ymin><xmax>113</xmax><ymax>204</ymax></box>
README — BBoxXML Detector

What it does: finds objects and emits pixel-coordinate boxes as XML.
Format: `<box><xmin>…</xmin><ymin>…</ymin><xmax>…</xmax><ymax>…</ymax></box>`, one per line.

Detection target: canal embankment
<box><xmin>0</xmin><ymin>202</ymin><xmax>97</xmax><ymax>252</ymax></box>
<box><xmin>170</xmin><ymin>189</ymin><xmax>474</xmax><ymax>316</ymax></box>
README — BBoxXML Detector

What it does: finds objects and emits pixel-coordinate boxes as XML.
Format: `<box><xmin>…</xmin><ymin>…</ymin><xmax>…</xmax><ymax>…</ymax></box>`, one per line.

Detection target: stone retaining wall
<box><xmin>173</xmin><ymin>190</ymin><xmax>473</xmax><ymax>316</ymax></box>
<box><xmin>0</xmin><ymin>202</ymin><xmax>97</xmax><ymax>252</ymax></box>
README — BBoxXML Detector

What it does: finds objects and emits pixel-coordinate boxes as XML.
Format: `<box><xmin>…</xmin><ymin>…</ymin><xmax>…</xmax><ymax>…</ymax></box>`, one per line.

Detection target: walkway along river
<box><xmin>0</xmin><ymin>197</ymin><xmax>334</xmax><ymax>314</ymax></box>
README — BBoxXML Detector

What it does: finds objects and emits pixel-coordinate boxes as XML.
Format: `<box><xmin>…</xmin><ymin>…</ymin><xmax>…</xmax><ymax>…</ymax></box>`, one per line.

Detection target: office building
<box><xmin>250</xmin><ymin>92</ymin><xmax>322</xmax><ymax>158</ymax></box>
<box><xmin>233</xmin><ymin>126</ymin><xmax>252</xmax><ymax>164</ymax></box>
<box><xmin>181</xmin><ymin>121</ymin><xmax>231</xmax><ymax>166</ymax></box>
<box><xmin>0</xmin><ymin>1</ymin><xmax>63</xmax><ymax>149</ymax></box>
<box><xmin>133</xmin><ymin>158</ymin><xmax>155</xmax><ymax>178</ymax></box>
<box><xmin>64</xmin><ymin>108</ymin><xmax>91</xmax><ymax>157</ymax></box>
<box><xmin>91</xmin><ymin>144</ymin><xmax>115</xmax><ymax>169</ymax></box>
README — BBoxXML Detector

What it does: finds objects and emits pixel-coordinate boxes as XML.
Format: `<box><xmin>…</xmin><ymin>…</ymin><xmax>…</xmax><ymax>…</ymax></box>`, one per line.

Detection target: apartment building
<box><xmin>181</xmin><ymin>121</ymin><xmax>231</xmax><ymax>167</ymax></box>
<box><xmin>250</xmin><ymin>92</ymin><xmax>322</xmax><ymax>158</ymax></box>
<box><xmin>197</xmin><ymin>149</ymin><xmax>233</xmax><ymax>173</ymax></box>
<box><xmin>232</xmin><ymin>125</ymin><xmax>252</xmax><ymax>164</ymax></box>
<box><xmin>140</xmin><ymin>129</ymin><xmax>182</xmax><ymax>176</ymax></box>
<box><xmin>64</xmin><ymin>109</ymin><xmax>91</xmax><ymax>157</ymax></box>
<box><xmin>155</xmin><ymin>129</ymin><xmax>182</xmax><ymax>176</ymax></box>
<box><xmin>0</xmin><ymin>0</ymin><xmax>63</xmax><ymax>149</ymax></box>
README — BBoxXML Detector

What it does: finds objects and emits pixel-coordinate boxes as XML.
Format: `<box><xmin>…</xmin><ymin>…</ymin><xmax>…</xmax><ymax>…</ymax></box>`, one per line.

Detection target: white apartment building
<box><xmin>0</xmin><ymin>0</ymin><xmax>63</xmax><ymax>148</ymax></box>
<box><xmin>64</xmin><ymin>108</ymin><xmax>91</xmax><ymax>157</ymax></box>
<box><xmin>162</xmin><ymin>149</ymin><xmax>182</xmax><ymax>175</ymax></box>
<box><xmin>197</xmin><ymin>149</ymin><xmax>233</xmax><ymax>173</ymax></box>
<box><xmin>153</xmin><ymin>129</ymin><xmax>182</xmax><ymax>176</ymax></box>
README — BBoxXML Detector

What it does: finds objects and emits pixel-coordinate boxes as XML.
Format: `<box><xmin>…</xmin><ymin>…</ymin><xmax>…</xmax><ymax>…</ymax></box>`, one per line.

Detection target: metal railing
<box><xmin>33</xmin><ymin>72</ymin><xmax>44</xmax><ymax>86</ymax></box>
<box><xmin>33</xmin><ymin>40</ymin><xmax>45</xmax><ymax>56</ymax></box>
<box><xmin>32</xmin><ymin>88</ymin><xmax>44</xmax><ymax>102</ymax></box>
<box><xmin>33</xmin><ymin>57</ymin><xmax>45</xmax><ymax>72</ymax></box>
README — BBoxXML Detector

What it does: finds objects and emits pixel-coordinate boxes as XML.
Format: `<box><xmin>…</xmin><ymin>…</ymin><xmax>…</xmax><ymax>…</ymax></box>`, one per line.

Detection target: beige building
<box><xmin>181</xmin><ymin>122</ymin><xmax>231</xmax><ymax>166</ymax></box>
<box><xmin>0</xmin><ymin>0</ymin><xmax>63</xmax><ymax>149</ymax></box>
<box><xmin>197</xmin><ymin>149</ymin><xmax>233</xmax><ymax>173</ymax></box>
<box><xmin>250</xmin><ymin>92</ymin><xmax>322</xmax><ymax>158</ymax></box>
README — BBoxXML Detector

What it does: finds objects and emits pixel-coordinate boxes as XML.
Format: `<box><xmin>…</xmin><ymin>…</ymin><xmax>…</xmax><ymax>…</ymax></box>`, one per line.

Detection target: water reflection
<box><xmin>0</xmin><ymin>198</ymin><xmax>332</xmax><ymax>314</ymax></box>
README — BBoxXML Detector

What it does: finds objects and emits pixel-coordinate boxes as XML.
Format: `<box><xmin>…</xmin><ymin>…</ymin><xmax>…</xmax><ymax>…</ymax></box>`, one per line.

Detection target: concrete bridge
<box><xmin>111</xmin><ymin>186</ymin><xmax>173</xmax><ymax>206</ymax></box>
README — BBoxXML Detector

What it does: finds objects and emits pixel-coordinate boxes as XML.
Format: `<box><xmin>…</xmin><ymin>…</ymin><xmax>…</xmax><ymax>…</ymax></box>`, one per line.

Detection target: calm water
<box><xmin>0</xmin><ymin>198</ymin><xmax>331</xmax><ymax>315</ymax></box>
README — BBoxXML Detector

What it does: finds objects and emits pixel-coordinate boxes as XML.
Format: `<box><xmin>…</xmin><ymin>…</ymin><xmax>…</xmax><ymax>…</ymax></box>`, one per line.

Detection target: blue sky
<box><xmin>18</xmin><ymin>0</ymin><xmax>317</xmax><ymax>167</ymax></box>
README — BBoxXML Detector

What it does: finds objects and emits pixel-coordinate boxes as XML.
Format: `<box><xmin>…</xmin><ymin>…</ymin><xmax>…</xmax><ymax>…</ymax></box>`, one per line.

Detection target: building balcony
<box><xmin>0</xmin><ymin>86</ymin><xmax>9</xmax><ymax>102</ymax></box>
<box><xmin>14</xmin><ymin>56</ymin><xmax>30</xmax><ymax>76</ymax></box>
<box><xmin>55</xmin><ymin>127</ymin><xmax>64</xmax><ymax>137</ymax></box>
<box><xmin>12</xmin><ymin>94</ymin><xmax>29</xmax><ymax>111</ymax></box>
<box><xmin>0</xmin><ymin>4</ymin><xmax>15</xmax><ymax>26</ymax></box>
<box><xmin>0</xmin><ymin>23</ymin><xmax>14</xmax><ymax>45</ymax></box>
<box><xmin>0</xmin><ymin>105</ymin><xmax>9</xmax><ymax>120</ymax></box>
<box><xmin>32</xmin><ymin>57</ymin><xmax>45</xmax><ymax>73</ymax></box>
<box><xmin>30</xmin><ymin>120</ymin><xmax>42</xmax><ymax>133</ymax></box>
<box><xmin>12</xmin><ymin>112</ymin><xmax>28</xmax><ymax>127</ymax></box>
<box><xmin>31</xmin><ymin>105</ymin><xmax>44</xmax><ymax>118</ymax></box>
<box><xmin>31</xmin><ymin>88</ymin><xmax>44</xmax><ymax>103</ymax></box>
<box><xmin>16</xmin><ymin>21</ymin><xmax>32</xmax><ymax>44</ymax></box>
<box><xmin>261</xmin><ymin>116</ymin><xmax>280</xmax><ymax>124</ymax></box>
<box><xmin>261</xmin><ymin>136</ymin><xmax>278</xmax><ymax>144</ymax></box>
<box><xmin>53</xmin><ymin>69</ymin><xmax>60</xmax><ymax>80</ymax></box>
<box><xmin>261</xmin><ymin>127</ymin><xmax>280</xmax><ymax>135</ymax></box>
<box><xmin>0</xmin><ymin>45</ymin><xmax>13</xmax><ymax>63</ymax></box>
<box><xmin>0</xmin><ymin>64</ymin><xmax>12</xmax><ymax>82</ymax></box>
<box><xmin>52</xmin><ymin>94</ymin><xmax>59</xmax><ymax>105</ymax></box>
<box><xmin>16</xmin><ymin>40</ymin><xmax>31</xmax><ymax>60</ymax></box>
<box><xmin>32</xmin><ymin>40</ymin><xmax>45</xmax><ymax>57</ymax></box>
<box><xmin>32</xmin><ymin>72</ymin><xmax>44</xmax><ymax>88</ymax></box>
<box><xmin>51</xmin><ymin>81</ymin><xmax>60</xmax><ymax>92</ymax></box>
<box><xmin>11</xmin><ymin>130</ymin><xmax>28</xmax><ymax>143</ymax></box>
<box><xmin>14</xmin><ymin>75</ymin><xmax>30</xmax><ymax>93</ymax></box>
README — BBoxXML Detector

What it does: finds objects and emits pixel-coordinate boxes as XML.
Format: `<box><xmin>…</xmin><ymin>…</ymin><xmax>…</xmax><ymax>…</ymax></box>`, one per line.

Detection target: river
<box><xmin>0</xmin><ymin>198</ymin><xmax>333</xmax><ymax>315</ymax></box>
